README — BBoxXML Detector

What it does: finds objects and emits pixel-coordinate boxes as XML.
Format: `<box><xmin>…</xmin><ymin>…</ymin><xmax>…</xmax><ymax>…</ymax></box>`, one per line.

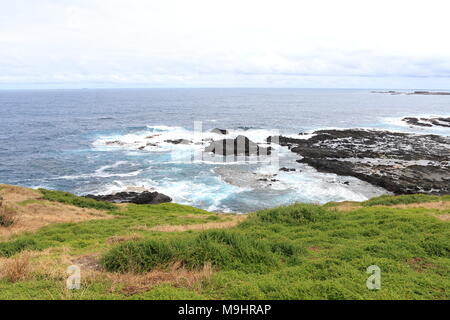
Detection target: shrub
<box><xmin>0</xmin><ymin>239</ymin><xmax>38</xmax><ymax>257</ymax></box>
<box><xmin>102</xmin><ymin>230</ymin><xmax>290</xmax><ymax>273</ymax></box>
<box><xmin>421</xmin><ymin>235</ymin><xmax>450</xmax><ymax>257</ymax></box>
<box><xmin>39</xmin><ymin>189</ymin><xmax>116</xmax><ymax>211</ymax></box>
<box><xmin>0</xmin><ymin>200</ymin><xmax>16</xmax><ymax>227</ymax></box>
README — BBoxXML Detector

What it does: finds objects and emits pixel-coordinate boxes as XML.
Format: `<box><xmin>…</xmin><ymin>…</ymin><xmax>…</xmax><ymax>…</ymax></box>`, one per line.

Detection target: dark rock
<box><xmin>274</xmin><ymin>129</ymin><xmax>450</xmax><ymax>195</ymax></box>
<box><xmin>165</xmin><ymin>139</ymin><xmax>191</xmax><ymax>144</ymax></box>
<box><xmin>105</xmin><ymin>140</ymin><xmax>126</xmax><ymax>146</ymax></box>
<box><xmin>279</xmin><ymin>167</ymin><xmax>296</xmax><ymax>172</ymax></box>
<box><xmin>205</xmin><ymin>135</ymin><xmax>271</xmax><ymax>156</ymax></box>
<box><xmin>85</xmin><ymin>191</ymin><xmax>172</xmax><ymax>204</ymax></box>
<box><xmin>403</xmin><ymin>117</ymin><xmax>433</xmax><ymax>127</ymax></box>
<box><xmin>373</xmin><ymin>90</ymin><xmax>450</xmax><ymax>95</ymax></box>
<box><xmin>402</xmin><ymin>116</ymin><xmax>450</xmax><ymax>128</ymax></box>
<box><xmin>211</xmin><ymin>128</ymin><xmax>229</xmax><ymax>135</ymax></box>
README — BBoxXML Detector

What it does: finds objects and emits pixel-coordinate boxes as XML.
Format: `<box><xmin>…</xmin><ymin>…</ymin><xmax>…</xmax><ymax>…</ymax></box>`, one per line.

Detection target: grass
<box><xmin>0</xmin><ymin>239</ymin><xmax>38</xmax><ymax>257</ymax></box>
<box><xmin>38</xmin><ymin>189</ymin><xmax>117</xmax><ymax>211</ymax></box>
<box><xmin>0</xmin><ymin>202</ymin><xmax>223</xmax><ymax>257</ymax></box>
<box><xmin>0</xmin><ymin>190</ymin><xmax>448</xmax><ymax>300</ymax></box>
<box><xmin>362</xmin><ymin>194</ymin><xmax>450</xmax><ymax>207</ymax></box>
<box><xmin>101</xmin><ymin>229</ymin><xmax>300</xmax><ymax>273</ymax></box>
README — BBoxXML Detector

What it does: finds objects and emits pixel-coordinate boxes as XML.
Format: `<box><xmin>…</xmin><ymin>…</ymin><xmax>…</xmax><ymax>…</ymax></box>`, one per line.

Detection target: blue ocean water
<box><xmin>1</xmin><ymin>88</ymin><xmax>449</xmax><ymax>212</ymax></box>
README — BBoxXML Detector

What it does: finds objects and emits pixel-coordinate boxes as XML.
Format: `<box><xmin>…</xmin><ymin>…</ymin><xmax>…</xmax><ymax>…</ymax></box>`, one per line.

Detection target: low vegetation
<box><xmin>0</xmin><ymin>185</ymin><xmax>448</xmax><ymax>300</ymax></box>
<box><xmin>362</xmin><ymin>194</ymin><xmax>450</xmax><ymax>207</ymax></box>
<box><xmin>0</xmin><ymin>200</ymin><xmax>16</xmax><ymax>227</ymax></box>
<box><xmin>39</xmin><ymin>189</ymin><xmax>117</xmax><ymax>211</ymax></box>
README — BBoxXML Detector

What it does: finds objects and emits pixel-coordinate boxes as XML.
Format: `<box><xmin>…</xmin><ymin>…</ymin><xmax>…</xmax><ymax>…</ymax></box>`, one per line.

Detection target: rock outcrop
<box><xmin>205</xmin><ymin>135</ymin><xmax>271</xmax><ymax>156</ymax></box>
<box><xmin>403</xmin><ymin>117</ymin><xmax>450</xmax><ymax>128</ymax></box>
<box><xmin>85</xmin><ymin>191</ymin><xmax>172</xmax><ymax>204</ymax></box>
<box><xmin>268</xmin><ymin>129</ymin><xmax>450</xmax><ymax>195</ymax></box>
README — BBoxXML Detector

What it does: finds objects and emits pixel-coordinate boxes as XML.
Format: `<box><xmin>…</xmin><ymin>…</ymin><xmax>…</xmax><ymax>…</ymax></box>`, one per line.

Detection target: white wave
<box><xmin>56</xmin><ymin>161</ymin><xmax>143</xmax><ymax>180</ymax></box>
<box><xmin>267</xmin><ymin>164</ymin><xmax>388</xmax><ymax>203</ymax></box>
<box><xmin>86</xmin><ymin>179</ymin><xmax>158</xmax><ymax>195</ymax></box>
<box><xmin>91</xmin><ymin>125</ymin><xmax>292</xmax><ymax>162</ymax></box>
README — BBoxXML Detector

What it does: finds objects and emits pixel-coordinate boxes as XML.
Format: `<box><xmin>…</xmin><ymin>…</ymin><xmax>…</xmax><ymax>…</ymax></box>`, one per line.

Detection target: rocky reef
<box><xmin>268</xmin><ymin>129</ymin><xmax>450</xmax><ymax>195</ymax></box>
<box><xmin>402</xmin><ymin>117</ymin><xmax>450</xmax><ymax>128</ymax></box>
<box><xmin>205</xmin><ymin>135</ymin><xmax>271</xmax><ymax>156</ymax></box>
<box><xmin>85</xmin><ymin>191</ymin><xmax>172</xmax><ymax>204</ymax></box>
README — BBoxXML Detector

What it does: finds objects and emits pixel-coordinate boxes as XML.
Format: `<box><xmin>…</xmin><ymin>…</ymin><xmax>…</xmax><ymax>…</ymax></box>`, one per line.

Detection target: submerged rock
<box><xmin>402</xmin><ymin>117</ymin><xmax>450</xmax><ymax>128</ymax></box>
<box><xmin>279</xmin><ymin>167</ymin><xmax>296</xmax><ymax>172</ymax></box>
<box><xmin>164</xmin><ymin>139</ymin><xmax>191</xmax><ymax>144</ymax></box>
<box><xmin>268</xmin><ymin>129</ymin><xmax>450</xmax><ymax>195</ymax></box>
<box><xmin>85</xmin><ymin>191</ymin><xmax>172</xmax><ymax>204</ymax></box>
<box><xmin>205</xmin><ymin>135</ymin><xmax>271</xmax><ymax>156</ymax></box>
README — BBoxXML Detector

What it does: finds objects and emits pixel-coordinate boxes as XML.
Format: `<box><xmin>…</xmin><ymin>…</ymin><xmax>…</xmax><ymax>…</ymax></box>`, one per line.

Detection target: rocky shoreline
<box><xmin>268</xmin><ymin>129</ymin><xmax>450</xmax><ymax>195</ymax></box>
<box><xmin>95</xmin><ymin>125</ymin><xmax>450</xmax><ymax>201</ymax></box>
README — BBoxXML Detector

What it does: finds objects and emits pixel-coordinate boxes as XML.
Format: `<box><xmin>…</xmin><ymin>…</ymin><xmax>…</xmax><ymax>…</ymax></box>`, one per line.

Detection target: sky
<box><xmin>1</xmin><ymin>0</ymin><xmax>450</xmax><ymax>89</ymax></box>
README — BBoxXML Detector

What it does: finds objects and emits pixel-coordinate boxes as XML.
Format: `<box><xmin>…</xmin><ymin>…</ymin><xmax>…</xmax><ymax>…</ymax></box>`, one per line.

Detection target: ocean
<box><xmin>1</xmin><ymin>88</ymin><xmax>449</xmax><ymax>212</ymax></box>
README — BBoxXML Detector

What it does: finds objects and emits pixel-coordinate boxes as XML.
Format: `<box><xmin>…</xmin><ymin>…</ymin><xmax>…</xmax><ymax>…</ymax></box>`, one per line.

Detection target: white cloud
<box><xmin>1</xmin><ymin>0</ymin><xmax>450</xmax><ymax>88</ymax></box>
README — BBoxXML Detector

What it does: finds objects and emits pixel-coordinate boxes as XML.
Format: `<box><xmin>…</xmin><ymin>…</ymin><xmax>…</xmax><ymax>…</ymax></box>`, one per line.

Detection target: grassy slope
<box><xmin>0</xmin><ymin>188</ymin><xmax>449</xmax><ymax>300</ymax></box>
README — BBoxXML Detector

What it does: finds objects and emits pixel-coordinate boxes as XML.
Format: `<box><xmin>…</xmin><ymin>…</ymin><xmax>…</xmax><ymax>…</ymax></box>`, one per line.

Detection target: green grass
<box><xmin>0</xmin><ymin>202</ymin><xmax>225</xmax><ymax>257</ymax></box>
<box><xmin>102</xmin><ymin>229</ymin><xmax>301</xmax><ymax>273</ymax></box>
<box><xmin>38</xmin><ymin>189</ymin><xmax>117</xmax><ymax>211</ymax></box>
<box><xmin>0</xmin><ymin>239</ymin><xmax>38</xmax><ymax>257</ymax></box>
<box><xmin>0</xmin><ymin>189</ymin><xmax>449</xmax><ymax>300</ymax></box>
<box><xmin>100</xmin><ymin>202</ymin><xmax>450</xmax><ymax>299</ymax></box>
<box><xmin>362</xmin><ymin>194</ymin><xmax>450</xmax><ymax>207</ymax></box>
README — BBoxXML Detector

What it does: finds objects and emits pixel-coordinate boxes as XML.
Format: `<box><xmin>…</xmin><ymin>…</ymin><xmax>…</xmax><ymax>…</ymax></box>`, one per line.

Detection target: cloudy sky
<box><xmin>1</xmin><ymin>0</ymin><xmax>450</xmax><ymax>89</ymax></box>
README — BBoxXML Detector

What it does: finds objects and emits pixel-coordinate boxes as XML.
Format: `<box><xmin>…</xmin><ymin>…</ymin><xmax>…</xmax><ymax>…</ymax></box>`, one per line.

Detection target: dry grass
<box><xmin>0</xmin><ymin>251</ymin><xmax>32</xmax><ymax>282</ymax></box>
<box><xmin>331</xmin><ymin>200</ymin><xmax>450</xmax><ymax>222</ymax></box>
<box><xmin>0</xmin><ymin>184</ymin><xmax>113</xmax><ymax>239</ymax></box>
<box><xmin>0</xmin><ymin>198</ymin><xmax>17</xmax><ymax>227</ymax></box>
<box><xmin>406</xmin><ymin>257</ymin><xmax>434</xmax><ymax>272</ymax></box>
<box><xmin>149</xmin><ymin>215</ymin><xmax>247</xmax><ymax>232</ymax></box>
<box><xmin>436</xmin><ymin>214</ymin><xmax>450</xmax><ymax>222</ymax></box>
<box><xmin>330</xmin><ymin>202</ymin><xmax>361</xmax><ymax>212</ymax></box>
<box><xmin>26</xmin><ymin>249</ymin><xmax>213</xmax><ymax>296</ymax></box>
<box><xmin>108</xmin><ymin>261</ymin><xmax>213</xmax><ymax>296</ymax></box>
<box><xmin>181</xmin><ymin>214</ymin><xmax>213</xmax><ymax>219</ymax></box>
<box><xmin>106</xmin><ymin>234</ymin><xmax>144</xmax><ymax>245</ymax></box>
<box><xmin>390</xmin><ymin>201</ymin><xmax>450</xmax><ymax>210</ymax></box>
<box><xmin>0</xmin><ymin>185</ymin><xmax>41</xmax><ymax>203</ymax></box>
<box><xmin>18</xmin><ymin>249</ymin><xmax>213</xmax><ymax>297</ymax></box>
